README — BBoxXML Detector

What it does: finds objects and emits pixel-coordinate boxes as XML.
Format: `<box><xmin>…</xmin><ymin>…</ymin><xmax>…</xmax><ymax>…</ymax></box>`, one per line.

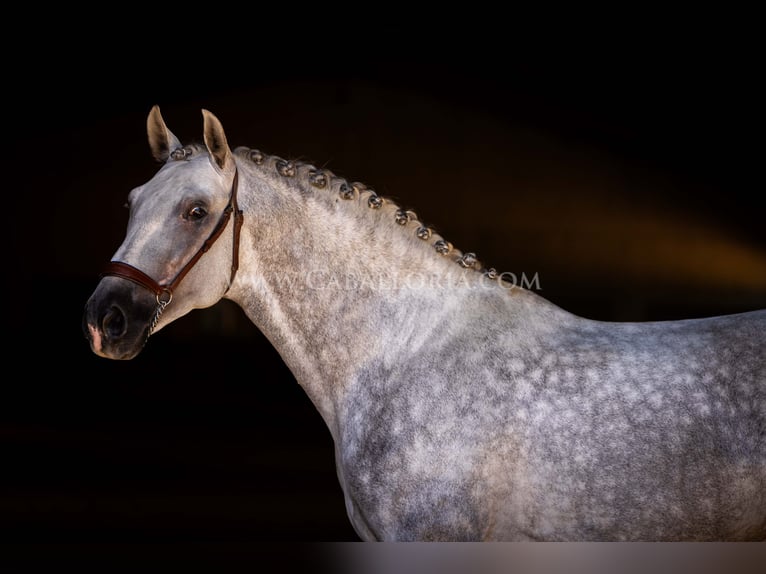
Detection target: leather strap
<box><xmin>101</xmin><ymin>260</ymin><xmax>166</xmax><ymax>296</ymax></box>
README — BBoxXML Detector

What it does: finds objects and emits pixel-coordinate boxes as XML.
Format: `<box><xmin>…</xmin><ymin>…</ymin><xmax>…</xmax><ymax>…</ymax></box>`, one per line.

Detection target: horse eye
<box><xmin>188</xmin><ymin>206</ymin><xmax>208</xmax><ymax>220</ymax></box>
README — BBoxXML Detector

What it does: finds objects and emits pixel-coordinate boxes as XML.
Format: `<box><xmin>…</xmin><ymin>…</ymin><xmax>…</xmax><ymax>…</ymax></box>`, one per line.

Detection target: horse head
<box><xmin>82</xmin><ymin>106</ymin><xmax>243</xmax><ymax>360</ymax></box>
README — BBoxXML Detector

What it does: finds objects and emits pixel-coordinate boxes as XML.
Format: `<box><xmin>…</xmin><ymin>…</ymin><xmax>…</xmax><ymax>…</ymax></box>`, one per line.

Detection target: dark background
<box><xmin>2</xmin><ymin>13</ymin><xmax>764</xmax><ymax>570</ymax></box>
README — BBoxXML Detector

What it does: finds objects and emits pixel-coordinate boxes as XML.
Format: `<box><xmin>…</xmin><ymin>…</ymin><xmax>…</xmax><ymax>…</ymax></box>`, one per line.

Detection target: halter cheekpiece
<box><xmin>100</xmin><ymin>166</ymin><xmax>244</xmax><ymax>335</ymax></box>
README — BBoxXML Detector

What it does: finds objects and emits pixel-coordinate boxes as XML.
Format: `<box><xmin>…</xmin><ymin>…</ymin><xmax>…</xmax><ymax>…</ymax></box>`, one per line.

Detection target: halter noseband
<box><xmin>101</xmin><ymin>169</ymin><xmax>244</xmax><ymax>333</ymax></box>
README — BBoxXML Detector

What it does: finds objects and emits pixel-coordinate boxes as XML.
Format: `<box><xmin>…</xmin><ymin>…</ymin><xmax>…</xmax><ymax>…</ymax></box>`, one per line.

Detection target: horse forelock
<box><xmin>231</xmin><ymin>145</ymin><xmax>503</xmax><ymax>281</ymax></box>
<box><xmin>167</xmin><ymin>142</ymin><xmax>208</xmax><ymax>161</ymax></box>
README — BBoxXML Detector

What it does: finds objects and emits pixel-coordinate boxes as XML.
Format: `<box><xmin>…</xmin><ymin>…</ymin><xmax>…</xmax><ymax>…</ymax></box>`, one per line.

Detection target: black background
<box><xmin>2</xmin><ymin>12</ymin><xmax>764</xmax><ymax>570</ymax></box>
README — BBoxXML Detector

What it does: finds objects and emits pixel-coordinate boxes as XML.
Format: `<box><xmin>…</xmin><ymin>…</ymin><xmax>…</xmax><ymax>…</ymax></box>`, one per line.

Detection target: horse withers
<box><xmin>83</xmin><ymin>105</ymin><xmax>766</xmax><ymax>541</ymax></box>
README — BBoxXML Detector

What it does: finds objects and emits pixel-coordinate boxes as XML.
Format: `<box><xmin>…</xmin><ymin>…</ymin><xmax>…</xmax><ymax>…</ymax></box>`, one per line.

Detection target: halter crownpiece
<box><xmin>101</xmin><ymin>168</ymin><xmax>243</xmax><ymax>333</ymax></box>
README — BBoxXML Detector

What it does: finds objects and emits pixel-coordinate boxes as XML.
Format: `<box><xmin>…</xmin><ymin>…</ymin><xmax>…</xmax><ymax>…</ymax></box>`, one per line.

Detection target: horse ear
<box><xmin>146</xmin><ymin>105</ymin><xmax>182</xmax><ymax>162</ymax></box>
<box><xmin>202</xmin><ymin>109</ymin><xmax>233</xmax><ymax>173</ymax></box>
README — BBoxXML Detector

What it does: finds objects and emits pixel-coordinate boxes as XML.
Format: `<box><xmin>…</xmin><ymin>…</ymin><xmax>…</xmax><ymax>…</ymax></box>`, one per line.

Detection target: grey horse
<box><xmin>83</xmin><ymin>106</ymin><xmax>766</xmax><ymax>541</ymax></box>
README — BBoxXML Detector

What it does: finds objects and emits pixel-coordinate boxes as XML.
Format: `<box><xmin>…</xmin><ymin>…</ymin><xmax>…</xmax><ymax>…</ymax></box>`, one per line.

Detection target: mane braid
<box><xmin>169</xmin><ymin>142</ymin><xmax>209</xmax><ymax>161</ymax></box>
<box><xmin>233</xmin><ymin>146</ymin><xmax>501</xmax><ymax>280</ymax></box>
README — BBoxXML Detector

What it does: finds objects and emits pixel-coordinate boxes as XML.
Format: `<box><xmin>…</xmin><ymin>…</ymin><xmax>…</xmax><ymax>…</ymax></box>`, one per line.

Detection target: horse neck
<box><xmin>225</xmin><ymin>150</ymin><xmax>521</xmax><ymax>438</ymax></box>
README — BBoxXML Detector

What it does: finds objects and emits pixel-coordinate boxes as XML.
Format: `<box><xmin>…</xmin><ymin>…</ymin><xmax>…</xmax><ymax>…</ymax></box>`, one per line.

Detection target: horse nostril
<box><xmin>101</xmin><ymin>305</ymin><xmax>127</xmax><ymax>339</ymax></box>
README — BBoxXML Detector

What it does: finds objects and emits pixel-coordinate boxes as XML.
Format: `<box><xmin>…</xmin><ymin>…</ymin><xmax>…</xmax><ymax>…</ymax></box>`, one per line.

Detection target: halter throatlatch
<box><xmin>100</xmin><ymin>169</ymin><xmax>243</xmax><ymax>335</ymax></box>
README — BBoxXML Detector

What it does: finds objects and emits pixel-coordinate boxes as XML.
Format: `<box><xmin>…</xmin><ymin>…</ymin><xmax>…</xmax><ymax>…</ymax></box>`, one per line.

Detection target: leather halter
<box><xmin>101</xmin><ymin>169</ymin><xmax>244</xmax><ymax>308</ymax></box>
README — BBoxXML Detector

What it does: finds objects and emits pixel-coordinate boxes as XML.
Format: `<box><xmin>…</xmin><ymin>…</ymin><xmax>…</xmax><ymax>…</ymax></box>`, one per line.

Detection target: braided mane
<box><xmin>227</xmin><ymin>145</ymin><xmax>500</xmax><ymax>279</ymax></box>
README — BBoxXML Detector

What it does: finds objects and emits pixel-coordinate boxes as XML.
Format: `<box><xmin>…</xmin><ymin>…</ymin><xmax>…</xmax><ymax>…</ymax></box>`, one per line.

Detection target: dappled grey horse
<box><xmin>83</xmin><ymin>106</ymin><xmax>765</xmax><ymax>541</ymax></box>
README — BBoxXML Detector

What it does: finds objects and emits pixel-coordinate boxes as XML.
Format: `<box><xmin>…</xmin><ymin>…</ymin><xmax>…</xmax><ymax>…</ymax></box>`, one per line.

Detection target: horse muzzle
<box><xmin>82</xmin><ymin>277</ymin><xmax>158</xmax><ymax>360</ymax></box>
